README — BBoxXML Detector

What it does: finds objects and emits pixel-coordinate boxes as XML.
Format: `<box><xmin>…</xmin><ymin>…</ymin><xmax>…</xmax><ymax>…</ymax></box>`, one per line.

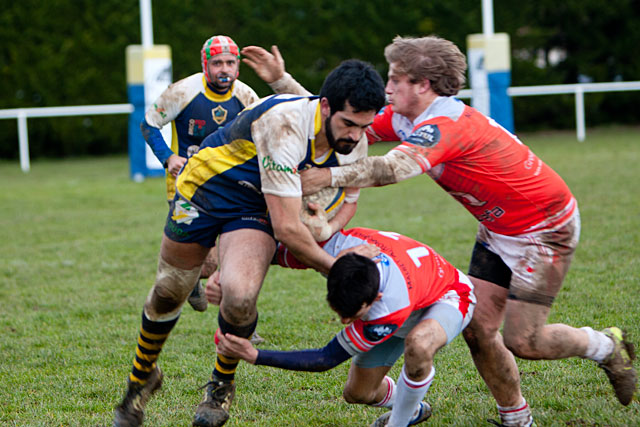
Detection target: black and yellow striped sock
<box><xmin>213</xmin><ymin>352</ymin><xmax>240</xmax><ymax>382</ymax></box>
<box><xmin>129</xmin><ymin>311</ymin><xmax>179</xmax><ymax>385</ymax></box>
<box><xmin>212</xmin><ymin>312</ymin><xmax>257</xmax><ymax>383</ymax></box>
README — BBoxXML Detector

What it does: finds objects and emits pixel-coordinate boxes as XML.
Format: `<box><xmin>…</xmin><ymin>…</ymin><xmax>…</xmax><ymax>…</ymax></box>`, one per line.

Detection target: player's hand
<box><xmin>187</xmin><ymin>144</ymin><xmax>200</xmax><ymax>158</ymax></box>
<box><xmin>241</xmin><ymin>45</ymin><xmax>285</xmax><ymax>84</ymax></box>
<box><xmin>216</xmin><ymin>332</ymin><xmax>259</xmax><ymax>364</ymax></box>
<box><xmin>301</xmin><ymin>167</ymin><xmax>332</xmax><ymax>195</ymax></box>
<box><xmin>204</xmin><ymin>271</ymin><xmax>222</xmax><ymax>305</ymax></box>
<box><xmin>166</xmin><ymin>154</ymin><xmax>187</xmax><ymax>177</ymax></box>
<box><xmin>336</xmin><ymin>244</ymin><xmax>380</xmax><ymax>261</ymax></box>
<box><xmin>300</xmin><ymin>202</ymin><xmax>332</xmax><ymax>242</ymax></box>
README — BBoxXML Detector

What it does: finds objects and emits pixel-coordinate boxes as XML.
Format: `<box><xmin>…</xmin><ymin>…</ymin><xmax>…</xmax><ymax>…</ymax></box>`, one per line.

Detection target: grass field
<box><xmin>1</xmin><ymin>126</ymin><xmax>639</xmax><ymax>426</ymax></box>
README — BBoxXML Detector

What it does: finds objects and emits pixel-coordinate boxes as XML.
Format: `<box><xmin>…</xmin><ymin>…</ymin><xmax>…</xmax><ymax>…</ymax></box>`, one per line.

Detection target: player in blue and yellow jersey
<box><xmin>141</xmin><ymin>36</ymin><xmax>261</xmax><ymax>313</ymax></box>
<box><xmin>113</xmin><ymin>59</ymin><xmax>386</xmax><ymax>427</ymax></box>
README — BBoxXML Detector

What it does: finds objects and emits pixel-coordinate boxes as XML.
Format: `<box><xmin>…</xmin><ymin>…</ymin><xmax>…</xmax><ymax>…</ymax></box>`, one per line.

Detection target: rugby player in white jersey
<box><xmin>113</xmin><ymin>59</ymin><xmax>386</xmax><ymax>427</ymax></box>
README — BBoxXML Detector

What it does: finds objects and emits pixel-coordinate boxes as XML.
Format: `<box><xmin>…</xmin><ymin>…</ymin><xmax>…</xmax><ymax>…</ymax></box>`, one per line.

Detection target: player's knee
<box><xmin>465</xmin><ymin>316</ymin><xmax>497</xmax><ymax>339</ymax></box>
<box><xmin>145</xmin><ymin>283</ymin><xmax>184</xmax><ymax>316</ymax></box>
<box><xmin>221</xmin><ymin>292</ymin><xmax>257</xmax><ymax>325</ymax></box>
<box><xmin>145</xmin><ymin>257</ymin><xmax>201</xmax><ymax>318</ymax></box>
<box><xmin>503</xmin><ymin>330</ymin><xmax>541</xmax><ymax>359</ymax></box>
<box><xmin>405</xmin><ymin>331</ymin><xmax>437</xmax><ymax>363</ymax></box>
<box><xmin>463</xmin><ymin>319</ymin><xmax>500</xmax><ymax>355</ymax></box>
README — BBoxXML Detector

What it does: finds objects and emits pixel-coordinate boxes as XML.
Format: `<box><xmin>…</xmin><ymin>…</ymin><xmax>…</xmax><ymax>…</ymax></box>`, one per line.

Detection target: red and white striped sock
<box><xmin>372</xmin><ymin>375</ymin><xmax>396</xmax><ymax>409</ymax></box>
<box><xmin>497</xmin><ymin>399</ymin><xmax>534</xmax><ymax>427</ymax></box>
<box><xmin>387</xmin><ymin>365</ymin><xmax>434</xmax><ymax>427</ymax></box>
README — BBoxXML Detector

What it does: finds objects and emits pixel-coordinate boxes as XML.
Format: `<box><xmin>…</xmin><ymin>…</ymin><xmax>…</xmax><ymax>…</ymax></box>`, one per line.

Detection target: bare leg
<box><xmin>403</xmin><ymin>318</ymin><xmax>447</xmax><ymax>381</ymax></box>
<box><xmin>217</xmin><ymin>228</ymin><xmax>275</xmax><ymax>326</ymax></box>
<box><xmin>503</xmin><ymin>300</ymin><xmax>589</xmax><ymax>360</ymax></box>
<box><xmin>343</xmin><ymin>364</ymin><xmax>392</xmax><ymax>405</ymax></box>
<box><xmin>462</xmin><ymin>277</ymin><xmax>524</xmax><ymax>408</ymax></box>
<box><xmin>193</xmin><ymin>228</ymin><xmax>275</xmax><ymax>427</ymax></box>
<box><xmin>114</xmin><ymin>236</ymin><xmax>208</xmax><ymax>426</ymax></box>
<box><xmin>148</xmin><ymin>235</ymin><xmax>209</xmax><ymax>318</ymax></box>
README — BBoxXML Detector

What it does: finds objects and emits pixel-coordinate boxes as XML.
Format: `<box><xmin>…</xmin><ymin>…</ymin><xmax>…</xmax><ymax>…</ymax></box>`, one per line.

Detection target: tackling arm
<box><xmin>300</xmin><ymin>150</ymin><xmax>424</xmax><ymax>194</ymax></box>
<box><xmin>218</xmin><ymin>333</ymin><xmax>352</xmax><ymax>372</ymax></box>
<box><xmin>257</xmin><ymin>337</ymin><xmax>351</xmax><ymax>372</ymax></box>
<box><xmin>331</xmin><ymin>150</ymin><xmax>424</xmax><ymax>188</ymax></box>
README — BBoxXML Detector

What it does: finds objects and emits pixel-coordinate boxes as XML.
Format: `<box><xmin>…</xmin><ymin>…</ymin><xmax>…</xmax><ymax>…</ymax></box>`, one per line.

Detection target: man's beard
<box><xmin>325</xmin><ymin>116</ymin><xmax>358</xmax><ymax>155</ymax></box>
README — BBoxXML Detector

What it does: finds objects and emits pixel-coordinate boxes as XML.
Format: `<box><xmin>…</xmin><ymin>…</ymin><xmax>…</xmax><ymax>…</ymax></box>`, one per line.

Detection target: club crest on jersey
<box><xmin>363</xmin><ymin>323</ymin><xmax>397</xmax><ymax>342</ymax></box>
<box><xmin>212</xmin><ymin>105</ymin><xmax>228</xmax><ymax>125</ymax></box>
<box><xmin>373</xmin><ymin>254</ymin><xmax>390</xmax><ymax>266</ymax></box>
<box><xmin>171</xmin><ymin>199</ymin><xmax>199</xmax><ymax>225</ymax></box>
<box><xmin>406</xmin><ymin>124</ymin><xmax>441</xmax><ymax>147</ymax></box>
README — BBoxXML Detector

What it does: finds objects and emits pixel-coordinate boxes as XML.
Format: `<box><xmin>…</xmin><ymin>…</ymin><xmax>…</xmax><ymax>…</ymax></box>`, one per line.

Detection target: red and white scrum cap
<box><xmin>201</xmin><ymin>35</ymin><xmax>240</xmax><ymax>62</ymax></box>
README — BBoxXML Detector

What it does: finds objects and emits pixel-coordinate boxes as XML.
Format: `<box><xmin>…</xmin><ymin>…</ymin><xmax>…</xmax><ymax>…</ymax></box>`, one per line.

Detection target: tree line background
<box><xmin>1</xmin><ymin>0</ymin><xmax>639</xmax><ymax>159</ymax></box>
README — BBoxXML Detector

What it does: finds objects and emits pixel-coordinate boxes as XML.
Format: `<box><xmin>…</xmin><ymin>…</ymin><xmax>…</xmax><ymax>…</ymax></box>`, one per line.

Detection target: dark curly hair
<box><xmin>319</xmin><ymin>59</ymin><xmax>386</xmax><ymax>114</ymax></box>
<box><xmin>327</xmin><ymin>253</ymin><xmax>380</xmax><ymax>318</ymax></box>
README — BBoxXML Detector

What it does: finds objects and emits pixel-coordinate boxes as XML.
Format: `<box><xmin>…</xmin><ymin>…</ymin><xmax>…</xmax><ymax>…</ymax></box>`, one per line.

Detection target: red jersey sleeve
<box><xmin>366</xmin><ymin>105</ymin><xmax>399</xmax><ymax>144</ymax></box>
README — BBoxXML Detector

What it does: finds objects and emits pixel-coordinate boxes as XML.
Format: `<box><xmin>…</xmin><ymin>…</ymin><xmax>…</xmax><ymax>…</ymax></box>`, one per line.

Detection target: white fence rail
<box><xmin>456</xmin><ymin>81</ymin><xmax>640</xmax><ymax>142</ymax></box>
<box><xmin>1</xmin><ymin>82</ymin><xmax>639</xmax><ymax>173</ymax></box>
<box><xmin>0</xmin><ymin>104</ymin><xmax>134</xmax><ymax>172</ymax></box>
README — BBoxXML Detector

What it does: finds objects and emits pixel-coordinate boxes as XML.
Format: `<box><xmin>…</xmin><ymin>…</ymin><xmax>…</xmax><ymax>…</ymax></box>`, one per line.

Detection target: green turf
<box><xmin>1</xmin><ymin>126</ymin><xmax>639</xmax><ymax>426</ymax></box>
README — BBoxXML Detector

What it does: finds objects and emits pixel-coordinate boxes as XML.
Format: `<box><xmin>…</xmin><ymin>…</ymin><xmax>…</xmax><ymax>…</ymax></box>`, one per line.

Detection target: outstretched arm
<box><xmin>301</xmin><ymin>150</ymin><xmax>424</xmax><ymax>194</ymax></box>
<box><xmin>217</xmin><ymin>333</ymin><xmax>352</xmax><ymax>372</ymax></box>
<box><xmin>241</xmin><ymin>45</ymin><xmax>311</xmax><ymax>96</ymax></box>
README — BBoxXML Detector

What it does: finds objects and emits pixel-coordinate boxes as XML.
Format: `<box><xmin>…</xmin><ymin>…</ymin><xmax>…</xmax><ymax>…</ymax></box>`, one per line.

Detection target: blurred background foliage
<box><xmin>1</xmin><ymin>0</ymin><xmax>639</xmax><ymax>159</ymax></box>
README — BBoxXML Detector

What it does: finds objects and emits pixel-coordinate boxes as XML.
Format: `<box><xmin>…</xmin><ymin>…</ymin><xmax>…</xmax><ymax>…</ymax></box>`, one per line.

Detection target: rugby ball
<box><xmin>302</xmin><ymin>186</ymin><xmax>345</xmax><ymax>220</ymax></box>
<box><xmin>300</xmin><ymin>186</ymin><xmax>345</xmax><ymax>242</ymax></box>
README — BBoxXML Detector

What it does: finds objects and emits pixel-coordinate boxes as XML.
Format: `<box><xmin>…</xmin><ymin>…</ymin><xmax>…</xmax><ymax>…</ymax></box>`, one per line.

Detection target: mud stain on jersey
<box><xmin>254</xmin><ymin>109</ymin><xmax>303</xmax><ymax>153</ymax></box>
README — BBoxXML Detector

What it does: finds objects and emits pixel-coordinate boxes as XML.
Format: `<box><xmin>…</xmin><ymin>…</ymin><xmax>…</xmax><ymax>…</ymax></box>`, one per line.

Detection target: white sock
<box><xmin>372</xmin><ymin>375</ymin><xmax>395</xmax><ymax>409</ymax></box>
<box><xmin>581</xmin><ymin>327</ymin><xmax>615</xmax><ymax>362</ymax></box>
<box><xmin>497</xmin><ymin>398</ymin><xmax>533</xmax><ymax>427</ymax></box>
<box><xmin>387</xmin><ymin>365</ymin><xmax>434</xmax><ymax>427</ymax></box>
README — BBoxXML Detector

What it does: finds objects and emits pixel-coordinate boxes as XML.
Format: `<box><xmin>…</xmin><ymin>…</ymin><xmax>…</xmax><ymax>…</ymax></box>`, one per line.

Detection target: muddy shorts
<box><xmin>164</xmin><ymin>198</ymin><xmax>274</xmax><ymax>248</ymax></box>
<box><xmin>468</xmin><ymin>209</ymin><xmax>581</xmax><ymax>307</ymax></box>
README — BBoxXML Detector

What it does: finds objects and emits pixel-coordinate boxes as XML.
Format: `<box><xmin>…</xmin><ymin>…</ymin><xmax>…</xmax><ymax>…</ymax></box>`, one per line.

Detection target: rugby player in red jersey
<box><xmin>216</xmin><ymin>227</ymin><xmax>475</xmax><ymax>427</ymax></box>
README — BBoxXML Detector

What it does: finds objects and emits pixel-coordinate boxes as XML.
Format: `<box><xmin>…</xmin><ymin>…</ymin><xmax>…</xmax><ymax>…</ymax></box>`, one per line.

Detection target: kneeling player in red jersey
<box><xmin>214</xmin><ymin>227</ymin><xmax>476</xmax><ymax>426</ymax></box>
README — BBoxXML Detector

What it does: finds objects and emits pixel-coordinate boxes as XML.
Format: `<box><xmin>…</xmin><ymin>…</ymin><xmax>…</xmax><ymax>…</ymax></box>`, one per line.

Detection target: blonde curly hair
<box><xmin>384</xmin><ymin>36</ymin><xmax>467</xmax><ymax>96</ymax></box>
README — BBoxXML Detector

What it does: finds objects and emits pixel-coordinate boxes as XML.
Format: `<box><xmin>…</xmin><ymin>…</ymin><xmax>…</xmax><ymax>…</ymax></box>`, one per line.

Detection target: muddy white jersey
<box><xmin>176</xmin><ymin>95</ymin><xmax>365</xmax><ymax>216</ymax></box>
